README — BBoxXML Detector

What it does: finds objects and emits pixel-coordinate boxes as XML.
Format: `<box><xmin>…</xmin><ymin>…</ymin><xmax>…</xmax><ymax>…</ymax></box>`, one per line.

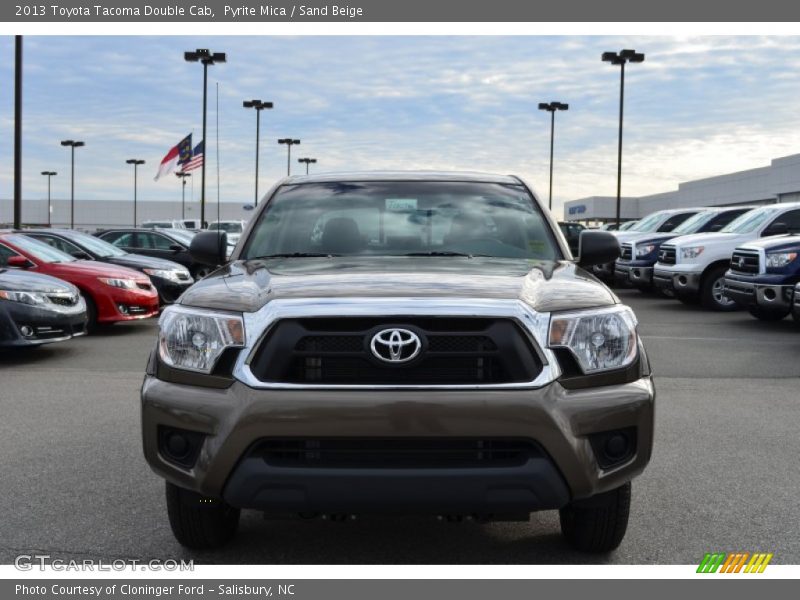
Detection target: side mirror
<box><xmin>763</xmin><ymin>222</ymin><xmax>789</xmax><ymax>236</ymax></box>
<box><xmin>7</xmin><ymin>255</ymin><xmax>32</xmax><ymax>269</ymax></box>
<box><xmin>70</xmin><ymin>250</ymin><xmax>91</xmax><ymax>260</ymax></box>
<box><xmin>577</xmin><ymin>230</ymin><xmax>620</xmax><ymax>267</ymax></box>
<box><xmin>168</xmin><ymin>244</ymin><xmax>184</xmax><ymax>253</ymax></box>
<box><xmin>189</xmin><ymin>231</ymin><xmax>227</xmax><ymax>266</ymax></box>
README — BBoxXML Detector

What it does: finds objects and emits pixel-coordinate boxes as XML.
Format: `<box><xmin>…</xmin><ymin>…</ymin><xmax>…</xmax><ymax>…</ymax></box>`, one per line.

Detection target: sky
<box><xmin>2</xmin><ymin>35</ymin><xmax>800</xmax><ymax>219</ymax></box>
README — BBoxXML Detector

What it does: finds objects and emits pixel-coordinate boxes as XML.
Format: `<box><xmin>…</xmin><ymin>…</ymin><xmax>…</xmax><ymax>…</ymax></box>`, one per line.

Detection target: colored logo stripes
<box><xmin>697</xmin><ymin>552</ymin><xmax>773</xmax><ymax>573</ymax></box>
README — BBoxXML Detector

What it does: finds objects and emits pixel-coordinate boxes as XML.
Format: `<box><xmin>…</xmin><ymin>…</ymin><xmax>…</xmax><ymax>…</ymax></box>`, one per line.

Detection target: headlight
<box><xmin>635</xmin><ymin>244</ymin><xmax>656</xmax><ymax>258</ymax></box>
<box><xmin>765</xmin><ymin>252</ymin><xmax>797</xmax><ymax>269</ymax></box>
<box><xmin>680</xmin><ymin>246</ymin><xmax>704</xmax><ymax>260</ymax></box>
<box><xmin>0</xmin><ymin>290</ymin><xmax>49</xmax><ymax>305</ymax></box>
<box><xmin>158</xmin><ymin>306</ymin><xmax>245</xmax><ymax>374</ymax></box>
<box><xmin>549</xmin><ymin>305</ymin><xmax>638</xmax><ymax>374</ymax></box>
<box><xmin>143</xmin><ymin>268</ymin><xmax>188</xmax><ymax>282</ymax></box>
<box><xmin>98</xmin><ymin>277</ymin><xmax>138</xmax><ymax>289</ymax></box>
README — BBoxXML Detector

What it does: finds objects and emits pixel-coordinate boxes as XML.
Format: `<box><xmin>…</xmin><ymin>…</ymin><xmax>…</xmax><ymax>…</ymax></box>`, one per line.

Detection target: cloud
<box><xmin>1</xmin><ymin>35</ymin><xmax>800</xmax><ymax>221</ymax></box>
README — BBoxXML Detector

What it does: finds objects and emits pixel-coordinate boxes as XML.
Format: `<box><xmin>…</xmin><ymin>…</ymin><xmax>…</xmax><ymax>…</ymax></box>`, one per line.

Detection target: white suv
<box><xmin>653</xmin><ymin>202</ymin><xmax>800</xmax><ymax>310</ymax></box>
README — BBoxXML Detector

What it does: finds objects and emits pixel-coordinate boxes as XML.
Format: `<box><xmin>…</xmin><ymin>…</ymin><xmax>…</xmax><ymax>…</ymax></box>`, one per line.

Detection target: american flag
<box><xmin>180</xmin><ymin>140</ymin><xmax>204</xmax><ymax>173</ymax></box>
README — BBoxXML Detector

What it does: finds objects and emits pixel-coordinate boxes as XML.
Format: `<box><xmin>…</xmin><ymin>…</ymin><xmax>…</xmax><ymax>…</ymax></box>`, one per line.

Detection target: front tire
<box><xmin>700</xmin><ymin>266</ymin><xmax>737</xmax><ymax>311</ymax></box>
<box><xmin>165</xmin><ymin>482</ymin><xmax>240</xmax><ymax>549</ymax></box>
<box><xmin>747</xmin><ymin>306</ymin><xmax>790</xmax><ymax>321</ymax></box>
<box><xmin>82</xmin><ymin>293</ymin><xmax>98</xmax><ymax>333</ymax></box>
<box><xmin>559</xmin><ymin>482</ymin><xmax>631</xmax><ymax>553</ymax></box>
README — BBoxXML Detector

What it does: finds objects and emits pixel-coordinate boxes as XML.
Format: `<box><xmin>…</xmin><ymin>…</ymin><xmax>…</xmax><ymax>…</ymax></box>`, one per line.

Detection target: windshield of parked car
<box><xmin>672</xmin><ymin>211</ymin><xmax>715</xmax><ymax>234</ymax></box>
<box><xmin>66</xmin><ymin>232</ymin><xmax>128</xmax><ymax>258</ymax></box>
<box><xmin>241</xmin><ymin>181</ymin><xmax>561</xmax><ymax>260</ymax></box>
<box><xmin>720</xmin><ymin>206</ymin><xmax>775</xmax><ymax>234</ymax></box>
<box><xmin>208</xmin><ymin>222</ymin><xmax>243</xmax><ymax>233</ymax></box>
<box><xmin>619</xmin><ymin>221</ymin><xmax>638</xmax><ymax>231</ymax></box>
<box><xmin>4</xmin><ymin>234</ymin><xmax>77</xmax><ymax>263</ymax></box>
<box><xmin>630</xmin><ymin>212</ymin><xmax>667</xmax><ymax>233</ymax></box>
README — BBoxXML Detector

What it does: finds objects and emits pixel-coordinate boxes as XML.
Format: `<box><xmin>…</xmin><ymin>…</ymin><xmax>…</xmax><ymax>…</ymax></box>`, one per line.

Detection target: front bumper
<box><xmin>94</xmin><ymin>286</ymin><xmax>160</xmax><ymax>324</ymax></box>
<box><xmin>653</xmin><ymin>267</ymin><xmax>702</xmax><ymax>295</ymax></box>
<box><xmin>723</xmin><ymin>278</ymin><xmax>794</xmax><ymax>311</ymax></box>
<box><xmin>615</xmin><ymin>262</ymin><xmax>654</xmax><ymax>287</ymax></box>
<box><xmin>0</xmin><ymin>300</ymin><xmax>87</xmax><ymax>348</ymax></box>
<box><xmin>141</xmin><ymin>375</ymin><xmax>655</xmax><ymax>512</ymax></box>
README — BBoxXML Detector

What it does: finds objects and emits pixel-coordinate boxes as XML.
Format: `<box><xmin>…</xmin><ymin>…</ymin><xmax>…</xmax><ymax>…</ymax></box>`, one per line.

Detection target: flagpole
<box><xmin>216</xmin><ymin>81</ymin><xmax>221</xmax><ymax>225</ymax></box>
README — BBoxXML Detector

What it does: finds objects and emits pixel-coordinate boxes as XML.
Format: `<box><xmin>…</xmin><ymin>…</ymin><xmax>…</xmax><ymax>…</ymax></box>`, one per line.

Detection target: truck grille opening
<box><xmin>248</xmin><ymin>317</ymin><xmax>542</xmax><ymax>385</ymax></box>
<box><xmin>730</xmin><ymin>250</ymin><xmax>760</xmax><ymax>274</ymax></box>
<box><xmin>255</xmin><ymin>438</ymin><xmax>542</xmax><ymax>469</ymax></box>
<box><xmin>658</xmin><ymin>245</ymin><xmax>676</xmax><ymax>265</ymax></box>
<box><xmin>620</xmin><ymin>244</ymin><xmax>632</xmax><ymax>260</ymax></box>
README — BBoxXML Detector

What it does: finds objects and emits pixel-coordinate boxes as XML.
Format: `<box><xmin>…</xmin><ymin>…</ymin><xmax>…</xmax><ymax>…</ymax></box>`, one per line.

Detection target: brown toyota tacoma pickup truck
<box><xmin>143</xmin><ymin>172</ymin><xmax>654</xmax><ymax>553</ymax></box>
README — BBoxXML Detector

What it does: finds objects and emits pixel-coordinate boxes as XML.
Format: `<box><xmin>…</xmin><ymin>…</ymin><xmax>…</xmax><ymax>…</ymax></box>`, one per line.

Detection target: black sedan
<box><xmin>0</xmin><ymin>266</ymin><xmax>87</xmax><ymax>349</ymax></box>
<box><xmin>94</xmin><ymin>228</ymin><xmax>215</xmax><ymax>279</ymax></box>
<box><xmin>26</xmin><ymin>229</ymin><xmax>194</xmax><ymax>305</ymax></box>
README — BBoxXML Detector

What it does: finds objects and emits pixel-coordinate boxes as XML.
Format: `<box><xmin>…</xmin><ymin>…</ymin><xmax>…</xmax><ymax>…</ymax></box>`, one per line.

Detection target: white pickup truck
<box><xmin>653</xmin><ymin>202</ymin><xmax>800</xmax><ymax>310</ymax></box>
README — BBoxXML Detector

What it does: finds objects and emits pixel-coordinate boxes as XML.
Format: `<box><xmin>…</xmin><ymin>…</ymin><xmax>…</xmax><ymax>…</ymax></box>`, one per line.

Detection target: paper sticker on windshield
<box><xmin>385</xmin><ymin>198</ymin><xmax>418</xmax><ymax>211</ymax></box>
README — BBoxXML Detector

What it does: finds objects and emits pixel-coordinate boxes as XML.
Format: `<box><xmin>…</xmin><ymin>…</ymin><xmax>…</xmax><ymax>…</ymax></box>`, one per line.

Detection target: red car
<box><xmin>0</xmin><ymin>232</ymin><xmax>159</xmax><ymax>328</ymax></box>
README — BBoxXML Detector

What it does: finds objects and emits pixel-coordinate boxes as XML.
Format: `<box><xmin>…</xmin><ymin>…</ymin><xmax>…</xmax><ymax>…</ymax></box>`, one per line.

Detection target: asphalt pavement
<box><xmin>1</xmin><ymin>289</ymin><xmax>798</xmax><ymax>565</ymax></box>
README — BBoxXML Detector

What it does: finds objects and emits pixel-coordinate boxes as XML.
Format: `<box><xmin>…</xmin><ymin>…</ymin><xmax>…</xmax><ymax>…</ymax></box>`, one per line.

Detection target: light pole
<box><xmin>14</xmin><ymin>36</ymin><xmax>22</xmax><ymax>230</ymax></box>
<box><xmin>278</xmin><ymin>139</ymin><xmax>300</xmax><ymax>176</ymax></box>
<box><xmin>176</xmin><ymin>171</ymin><xmax>191</xmax><ymax>220</ymax></box>
<box><xmin>537</xmin><ymin>101</ymin><xmax>569</xmax><ymax>211</ymax></box>
<box><xmin>60</xmin><ymin>140</ymin><xmax>84</xmax><ymax>229</ymax></box>
<box><xmin>243</xmin><ymin>99</ymin><xmax>274</xmax><ymax>208</ymax></box>
<box><xmin>184</xmin><ymin>48</ymin><xmax>226</xmax><ymax>228</ymax></box>
<box><xmin>297</xmin><ymin>158</ymin><xmax>317</xmax><ymax>175</ymax></box>
<box><xmin>602</xmin><ymin>48</ymin><xmax>645</xmax><ymax>227</ymax></box>
<box><xmin>41</xmin><ymin>171</ymin><xmax>56</xmax><ymax>226</ymax></box>
<box><xmin>126</xmin><ymin>159</ymin><xmax>145</xmax><ymax>227</ymax></box>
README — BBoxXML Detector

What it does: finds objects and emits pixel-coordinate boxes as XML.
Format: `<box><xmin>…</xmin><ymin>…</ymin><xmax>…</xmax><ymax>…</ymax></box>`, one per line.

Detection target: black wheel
<box><xmin>82</xmin><ymin>293</ymin><xmax>98</xmax><ymax>332</ymax></box>
<box><xmin>747</xmin><ymin>306</ymin><xmax>790</xmax><ymax>321</ymax></box>
<box><xmin>700</xmin><ymin>266</ymin><xmax>737</xmax><ymax>311</ymax></box>
<box><xmin>165</xmin><ymin>481</ymin><xmax>240</xmax><ymax>549</ymax></box>
<box><xmin>559</xmin><ymin>482</ymin><xmax>631</xmax><ymax>553</ymax></box>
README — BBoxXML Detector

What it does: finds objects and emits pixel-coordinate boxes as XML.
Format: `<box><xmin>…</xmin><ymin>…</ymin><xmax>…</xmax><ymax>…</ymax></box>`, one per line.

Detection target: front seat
<box><xmin>320</xmin><ymin>217</ymin><xmax>363</xmax><ymax>254</ymax></box>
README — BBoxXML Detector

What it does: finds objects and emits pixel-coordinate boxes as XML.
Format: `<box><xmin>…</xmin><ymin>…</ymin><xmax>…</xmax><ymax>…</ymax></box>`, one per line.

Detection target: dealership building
<box><xmin>563</xmin><ymin>153</ymin><xmax>800</xmax><ymax>223</ymax></box>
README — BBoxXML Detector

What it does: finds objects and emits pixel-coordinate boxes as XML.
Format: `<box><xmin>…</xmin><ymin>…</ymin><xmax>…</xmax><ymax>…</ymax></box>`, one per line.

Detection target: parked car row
<box><xmin>600</xmin><ymin>201</ymin><xmax>800</xmax><ymax>322</ymax></box>
<box><xmin>0</xmin><ymin>226</ymin><xmax>233</xmax><ymax>350</ymax></box>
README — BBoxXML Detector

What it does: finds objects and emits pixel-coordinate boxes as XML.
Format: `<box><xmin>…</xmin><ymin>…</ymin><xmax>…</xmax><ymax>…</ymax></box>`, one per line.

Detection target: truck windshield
<box><xmin>672</xmin><ymin>211</ymin><xmax>713</xmax><ymax>234</ymax></box>
<box><xmin>630</xmin><ymin>212</ymin><xmax>667</xmax><ymax>233</ymax></box>
<box><xmin>241</xmin><ymin>181</ymin><xmax>561</xmax><ymax>260</ymax></box>
<box><xmin>720</xmin><ymin>207</ymin><xmax>774</xmax><ymax>234</ymax></box>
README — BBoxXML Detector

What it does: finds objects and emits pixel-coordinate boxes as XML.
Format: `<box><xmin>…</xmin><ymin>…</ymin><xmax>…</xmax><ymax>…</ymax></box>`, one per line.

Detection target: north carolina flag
<box><xmin>154</xmin><ymin>134</ymin><xmax>192</xmax><ymax>181</ymax></box>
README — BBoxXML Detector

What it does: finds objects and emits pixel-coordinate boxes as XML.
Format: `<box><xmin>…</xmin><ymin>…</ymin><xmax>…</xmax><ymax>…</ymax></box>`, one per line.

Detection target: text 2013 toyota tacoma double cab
<box><xmin>142</xmin><ymin>172</ymin><xmax>655</xmax><ymax>553</ymax></box>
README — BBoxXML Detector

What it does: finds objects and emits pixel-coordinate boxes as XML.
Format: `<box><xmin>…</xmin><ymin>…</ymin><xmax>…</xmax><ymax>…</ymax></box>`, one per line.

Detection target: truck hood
<box><xmin>737</xmin><ymin>234</ymin><xmax>800</xmax><ymax>253</ymax></box>
<box><xmin>178</xmin><ymin>257</ymin><xmax>618</xmax><ymax>314</ymax></box>
<box><xmin>622</xmin><ymin>232</ymin><xmax>679</xmax><ymax>246</ymax></box>
<box><xmin>663</xmin><ymin>231</ymin><xmax>744</xmax><ymax>248</ymax></box>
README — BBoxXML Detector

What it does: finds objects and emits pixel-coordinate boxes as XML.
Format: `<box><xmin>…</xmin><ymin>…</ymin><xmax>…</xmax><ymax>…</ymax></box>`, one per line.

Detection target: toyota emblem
<box><xmin>369</xmin><ymin>328</ymin><xmax>422</xmax><ymax>363</ymax></box>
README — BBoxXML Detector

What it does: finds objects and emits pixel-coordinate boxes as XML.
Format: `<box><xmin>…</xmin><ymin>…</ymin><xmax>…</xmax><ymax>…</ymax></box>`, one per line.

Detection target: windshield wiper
<box><xmin>251</xmin><ymin>252</ymin><xmax>340</xmax><ymax>259</ymax></box>
<box><xmin>402</xmin><ymin>251</ymin><xmax>483</xmax><ymax>258</ymax></box>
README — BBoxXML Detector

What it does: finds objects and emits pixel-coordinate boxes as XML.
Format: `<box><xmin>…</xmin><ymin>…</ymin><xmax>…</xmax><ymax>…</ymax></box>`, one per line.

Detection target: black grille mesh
<box><xmin>250</xmin><ymin>317</ymin><xmax>541</xmax><ymax>385</ymax></box>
